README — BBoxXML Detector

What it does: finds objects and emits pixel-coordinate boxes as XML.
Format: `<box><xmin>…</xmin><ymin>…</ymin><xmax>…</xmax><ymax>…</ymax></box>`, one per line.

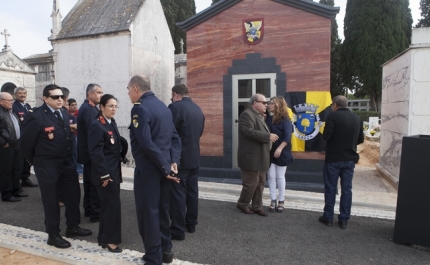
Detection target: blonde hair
<box><xmin>270</xmin><ymin>96</ymin><xmax>290</xmax><ymax>124</ymax></box>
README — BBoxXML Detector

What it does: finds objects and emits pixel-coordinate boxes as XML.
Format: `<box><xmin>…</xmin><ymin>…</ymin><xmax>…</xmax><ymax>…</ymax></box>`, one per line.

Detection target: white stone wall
<box><xmin>53</xmin><ymin>34</ymin><xmax>131</xmax><ymax>127</ymax></box>
<box><xmin>0</xmin><ymin>71</ymin><xmax>36</xmax><ymax>106</ymax></box>
<box><xmin>380</xmin><ymin>28</ymin><xmax>430</xmax><ymax>181</ymax></box>
<box><xmin>130</xmin><ymin>0</ymin><xmax>175</xmax><ymax>105</ymax></box>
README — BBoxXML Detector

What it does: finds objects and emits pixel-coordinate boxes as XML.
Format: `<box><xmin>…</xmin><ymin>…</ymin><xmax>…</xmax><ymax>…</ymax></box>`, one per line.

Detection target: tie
<box><xmin>54</xmin><ymin>110</ymin><xmax>63</xmax><ymax>123</ymax></box>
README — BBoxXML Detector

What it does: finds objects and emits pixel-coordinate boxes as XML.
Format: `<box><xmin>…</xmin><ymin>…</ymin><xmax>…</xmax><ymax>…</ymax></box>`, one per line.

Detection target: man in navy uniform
<box><xmin>168</xmin><ymin>84</ymin><xmax>205</xmax><ymax>240</ymax></box>
<box><xmin>77</xmin><ymin>84</ymin><xmax>103</xmax><ymax>222</ymax></box>
<box><xmin>12</xmin><ymin>87</ymin><xmax>38</xmax><ymax>188</ymax></box>
<box><xmin>128</xmin><ymin>75</ymin><xmax>181</xmax><ymax>265</ymax></box>
<box><xmin>21</xmin><ymin>84</ymin><xmax>92</xmax><ymax>248</ymax></box>
<box><xmin>0</xmin><ymin>92</ymin><xmax>28</xmax><ymax>202</ymax></box>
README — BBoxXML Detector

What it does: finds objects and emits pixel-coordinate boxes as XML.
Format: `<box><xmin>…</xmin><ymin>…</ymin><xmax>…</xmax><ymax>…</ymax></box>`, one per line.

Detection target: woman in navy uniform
<box><xmin>88</xmin><ymin>94</ymin><xmax>123</xmax><ymax>253</ymax></box>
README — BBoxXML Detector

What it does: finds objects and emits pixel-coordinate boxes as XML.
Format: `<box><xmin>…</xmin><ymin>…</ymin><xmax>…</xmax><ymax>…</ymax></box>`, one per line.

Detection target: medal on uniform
<box><xmin>108</xmin><ymin>131</ymin><xmax>115</xmax><ymax>144</ymax></box>
<box><xmin>18</xmin><ymin>112</ymin><xmax>24</xmax><ymax>121</ymax></box>
<box><xmin>45</xmin><ymin>126</ymin><xmax>55</xmax><ymax>140</ymax></box>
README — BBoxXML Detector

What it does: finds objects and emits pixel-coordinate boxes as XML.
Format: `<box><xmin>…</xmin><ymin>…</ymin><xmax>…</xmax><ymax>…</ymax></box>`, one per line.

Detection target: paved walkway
<box><xmin>0</xmin><ymin>165</ymin><xmax>403</xmax><ymax>264</ymax></box>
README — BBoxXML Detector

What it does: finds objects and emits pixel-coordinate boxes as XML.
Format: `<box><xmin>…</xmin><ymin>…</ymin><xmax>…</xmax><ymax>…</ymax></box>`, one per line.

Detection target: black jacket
<box><xmin>88</xmin><ymin>116</ymin><xmax>123</xmax><ymax>185</ymax></box>
<box><xmin>323</xmin><ymin>108</ymin><xmax>364</xmax><ymax>163</ymax></box>
<box><xmin>20</xmin><ymin>104</ymin><xmax>72</xmax><ymax>167</ymax></box>
<box><xmin>168</xmin><ymin>97</ymin><xmax>205</xmax><ymax>169</ymax></box>
<box><xmin>77</xmin><ymin>99</ymin><xmax>99</xmax><ymax>164</ymax></box>
<box><xmin>12</xmin><ymin>100</ymin><xmax>31</xmax><ymax>124</ymax></box>
<box><xmin>0</xmin><ymin>107</ymin><xmax>20</xmax><ymax>147</ymax></box>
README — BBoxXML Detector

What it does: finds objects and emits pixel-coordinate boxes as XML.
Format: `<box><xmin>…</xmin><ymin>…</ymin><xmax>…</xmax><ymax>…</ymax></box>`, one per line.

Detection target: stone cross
<box><xmin>1</xmin><ymin>29</ymin><xmax>11</xmax><ymax>52</ymax></box>
<box><xmin>180</xmin><ymin>38</ymin><xmax>184</xmax><ymax>54</ymax></box>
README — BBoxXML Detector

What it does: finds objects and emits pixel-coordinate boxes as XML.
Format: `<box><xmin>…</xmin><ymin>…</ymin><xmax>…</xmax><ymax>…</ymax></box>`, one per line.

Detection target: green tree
<box><xmin>341</xmin><ymin>0</ymin><xmax>412</xmax><ymax>111</ymax></box>
<box><xmin>161</xmin><ymin>0</ymin><xmax>196</xmax><ymax>54</ymax></box>
<box><xmin>416</xmin><ymin>0</ymin><xmax>430</xmax><ymax>27</ymax></box>
<box><xmin>319</xmin><ymin>0</ymin><xmax>345</xmax><ymax>98</ymax></box>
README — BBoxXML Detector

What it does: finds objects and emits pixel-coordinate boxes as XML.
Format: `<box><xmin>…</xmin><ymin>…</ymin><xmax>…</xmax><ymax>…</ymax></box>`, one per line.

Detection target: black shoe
<box><xmin>65</xmin><ymin>226</ymin><xmax>92</xmax><ymax>237</ymax></box>
<box><xmin>171</xmin><ymin>234</ymin><xmax>185</xmax><ymax>241</ymax></box>
<box><xmin>318</xmin><ymin>216</ymin><xmax>333</xmax><ymax>226</ymax></box>
<box><xmin>12</xmin><ymin>191</ymin><xmax>29</xmax><ymax>197</ymax></box>
<box><xmin>186</xmin><ymin>226</ymin><xmax>195</xmax><ymax>233</ymax></box>
<box><xmin>84</xmin><ymin>212</ymin><xmax>90</xmax><ymax>217</ymax></box>
<box><xmin>2</xmin><ymin>196</ymin><xmax>21</xmax><ymax>202</ymax></box>
<box><xmin>47</xmin><ymin>234</ymin><xmax>71</xmax><ymax>248</ymax></box>
<box><xmin>338</xmin><ymin>220</ymin><xmax>348</xmax><ymax>229</ymax></box>
<box><xmin>102</xmin><ymin>244</ymin><xmax>122</xmax><ymax>253</ymax></box>
<box><xmin>162</xmin><ymin>249</ymin><xmax>174</xmax><ymax>263</ymax></box>
<box><xmin>21</xmin><ymin>178</ymin><xmax>38</xmax><ymax>187</ymax></box>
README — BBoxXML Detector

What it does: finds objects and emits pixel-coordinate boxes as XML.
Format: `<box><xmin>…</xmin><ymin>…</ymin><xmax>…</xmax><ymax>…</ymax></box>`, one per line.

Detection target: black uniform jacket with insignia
<box><xmin>77</xmin><ymin>99</ymin><xmax>99</xmax><ymax>164</ymax></box>
<box><xmin>12</xmin><ymin>100</ymin><xmax>32</xmax><ymax>125</ymax></box>
<box><xmin>88</xmin><ymin>115</ymin><xmax>122</xmax><ymax>185</ymax></box>
<box><xmin>20</xmin><ymin>104</ymin><xmax>72</xmax><ymax>168</ymax></box>
<box><xmin>168</xmin><ymin>97</ymin><xmax>205</xmax><ymax>169</ymax></box>
<box><xmin>130</xmin><ymin>92</ymin><xmax>181</xmax><ymax>177</ymax></box>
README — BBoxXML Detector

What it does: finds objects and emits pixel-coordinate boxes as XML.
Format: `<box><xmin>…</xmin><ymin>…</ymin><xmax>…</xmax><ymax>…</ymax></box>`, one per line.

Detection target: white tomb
<box><xmin>377</xmin><ymin>27</ymin><xmax>430</xmax><ymax>187</ymax></box>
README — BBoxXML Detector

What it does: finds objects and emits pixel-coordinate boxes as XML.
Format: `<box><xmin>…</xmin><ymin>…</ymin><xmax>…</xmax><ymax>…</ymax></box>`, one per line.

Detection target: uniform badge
<box><xmin>133</xmin><ymin>119</ymin><xmax>139</xmax><ymax>128</ymax></box>
<box><xmin>108</xmin><ymin>131</ymin><xmax>115</xmax><ymax>144</ymax></box>
<box><xmin>45</xmin><ymin>126</ymin><xmax>55</xmax><ymax>140</ymax></box>
<box><xmin>243</xmin><ymin>18</ymin><xmax>264</xmax><ymax>45</ymax></box>
<box><xmin>99</xmin><ymin>116</ymin><xmax>106</xmax><ymax>125</ymax></box>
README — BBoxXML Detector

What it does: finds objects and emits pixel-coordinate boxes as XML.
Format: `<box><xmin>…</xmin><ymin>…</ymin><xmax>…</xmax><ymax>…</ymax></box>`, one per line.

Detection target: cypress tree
<box><xmin>341</xmin><ymin>0</ymin><xmax>412</xmax><ymax>111</ymax></box>
<box><xmin>160</xmin><ymin>0</ymin><xmax>196</xmax><ymax>54</ymax></box>
<box><xmin>416</xmin><ymin>0</ymin><xmax>430</xmax><ymax>27</ymax></box>
<box><xmin>319</xmin><ymin>0</ymin><xmax>345</xmax><ymax>97</ymax></box>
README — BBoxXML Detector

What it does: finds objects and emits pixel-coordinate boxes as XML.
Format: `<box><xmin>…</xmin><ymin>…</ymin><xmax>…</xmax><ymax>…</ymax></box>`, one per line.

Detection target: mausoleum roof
<box><xmin>55</xmin><ymin>0</ymin><xmax>144</xmax><ymax>40</ymax></box>
<box><xmin>0</xmin><ymin>51</ymin><xmax>36</xmax><ymax>74</ymax></box>
<box><xmin>177</xmin><ymin>0</ymin><xmax>340</xmax><ymax>31</ymax></box>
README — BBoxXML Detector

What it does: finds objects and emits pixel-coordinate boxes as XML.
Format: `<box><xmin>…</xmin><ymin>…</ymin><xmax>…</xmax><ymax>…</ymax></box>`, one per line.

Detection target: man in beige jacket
<box><xmin>236</xmin><ymin>93</ymin><xmax>279</xmax><ymax>216</ymax></box>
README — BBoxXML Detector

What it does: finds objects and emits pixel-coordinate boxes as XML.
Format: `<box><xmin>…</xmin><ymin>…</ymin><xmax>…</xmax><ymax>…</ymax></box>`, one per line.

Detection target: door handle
<box><xmin>235</xmin><ymin>119</ymin><xmax>239</xmax><ymax>123</ymax></box>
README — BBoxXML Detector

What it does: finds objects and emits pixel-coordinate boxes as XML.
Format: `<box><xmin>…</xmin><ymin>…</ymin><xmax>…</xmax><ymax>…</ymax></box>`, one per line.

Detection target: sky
<box><xmin>0</xmin><ymin>0</ymin><xmax>422</xmax><ymax>59</ymax></box>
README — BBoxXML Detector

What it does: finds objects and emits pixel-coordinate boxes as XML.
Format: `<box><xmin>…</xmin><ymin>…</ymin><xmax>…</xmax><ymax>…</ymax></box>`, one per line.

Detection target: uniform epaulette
<box><xmin>29</xmin><ymin>107</ymin><xmax>39</xmax><ymax>113</ymax></box>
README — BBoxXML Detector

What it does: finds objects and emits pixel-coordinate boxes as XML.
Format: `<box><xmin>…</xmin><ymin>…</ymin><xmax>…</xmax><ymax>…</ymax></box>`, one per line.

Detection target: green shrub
<box><xmin>353</xmin><ymin>111</ymin><xmax>381</xmax><ymax>122</ymax></box>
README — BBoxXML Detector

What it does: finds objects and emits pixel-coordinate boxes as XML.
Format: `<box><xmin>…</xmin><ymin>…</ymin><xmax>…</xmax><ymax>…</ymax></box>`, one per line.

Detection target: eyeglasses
<box><xmin>268</xmin><ymin>102</ymin><xmax>274</xmax><ymax>105</ymax></box>
<box><xmin>1</xmin><ymin>99</ymin><xmax>14</xmax><ymax>102</ymax></box>
<box><xmin>106</xmin><ymin>105</ymin><xmax>119</xmax><ymax>109</ymax></box>
<box><xmin>256</xmin><ymin>100</ymin><xmax>268</xmax><ymax>105</ymax></box>
<box><xmin>49</xmin><ymin>95</ymin><xmax>65</xmax><ymax>100</ymax></box>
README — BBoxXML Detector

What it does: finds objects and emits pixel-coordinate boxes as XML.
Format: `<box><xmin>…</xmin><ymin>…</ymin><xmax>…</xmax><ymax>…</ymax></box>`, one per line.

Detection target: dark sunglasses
<box><xmin>49</xmin><ymin>95</ymin><xmax>65</xmax><ymax>100</ymax></box>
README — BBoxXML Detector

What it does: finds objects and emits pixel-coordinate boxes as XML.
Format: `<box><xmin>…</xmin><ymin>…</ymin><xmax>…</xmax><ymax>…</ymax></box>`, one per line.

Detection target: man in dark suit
<box><xmin>168</xmin><ymin>84</ymin><xmax>205</xmax><ymax>240</ymax></box>
<box><xmin>319</xmin><ymin>95</ymin><xmax>364</xmax><ymax>229</ymax></box>
<box><xmin>236</xmin><ymin>93</ymin><xmax>278</xmax><ymax>217</ymax></box>
<box><xmin>12</xmin><ymin>87</ymin><xmax>38</xmax><ymax>188</ymax></box>
<box><xmin>0</xmin><ymin>92</ymin><xmax>28</xmax><ymax>202</ymax></box>
<box><xmin>20</xmin><ymin>84</ymin><xmax>92</xmax><ymax>248</ymax></box>
<box><xmin>128</xmin><ymin>75</ymin><xmax>181</xmax><ymax>265</ymax></box>
<box><xmin>77</xmin><ymin>84</ymin><xmax>103</xmax><ymax>222</ymax></box>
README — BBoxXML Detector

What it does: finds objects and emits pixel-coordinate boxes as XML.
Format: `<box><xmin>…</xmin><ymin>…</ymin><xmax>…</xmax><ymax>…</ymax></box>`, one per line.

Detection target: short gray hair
<box><xmin>333</xmin><ymin>95</ymin><xmax>348</xmax><ymax>108</ymax></box>
<box><xmin>86</xmin><ymin>83</ymin><xmax>101</xmax><ymax>98</ymax></box>
<box><xmin>129</xmin><ymin>75</ymin><xmax>150</xmax><ymax>92</ymax></box>
<box><xmin>14</xmin><ymin>87</ymin><xmax>26</xmax><ymax>94</ymax></box>
<box><xmin>249</xmin><ymin>93</ymin><xmax>264</xmax><ymax>104</ymax></box>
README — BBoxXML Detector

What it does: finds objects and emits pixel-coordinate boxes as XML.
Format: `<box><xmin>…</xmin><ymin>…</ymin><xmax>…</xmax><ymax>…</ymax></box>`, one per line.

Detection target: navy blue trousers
<box><xmin>169</xmin><ymin>168</ymin><xmax>199</xmax><ymax>237</ymax></box>
<box><xmin>134</xmin><ymin>167</ymin><xmax>172</xmax><ymax>265</ymax></box>
<box><xmin>34</xmin><ymin>165</ymin><xmax>81</xmax><ymax>235</ymax></box>
<box><xmin>323</xmin><ymin>161</ymin><xmax>355</xmax><ymax>222</ymax></box>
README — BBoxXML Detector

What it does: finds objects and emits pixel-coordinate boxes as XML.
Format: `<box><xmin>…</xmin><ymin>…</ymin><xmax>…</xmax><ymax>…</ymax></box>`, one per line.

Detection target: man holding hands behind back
<box><xmin>236</xmin><ymin>93</ymin><xmax>279</xmax><ymax>216</ymax></box>
<box><xmin>168</xmin><ymin>84</ymin><xmax>205</xmax><ymax>240</ymax></box>
<box><xmin>128</xmin><ymin>75</ymin><xmax>181</xmax><ymax>265</ymax></box>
